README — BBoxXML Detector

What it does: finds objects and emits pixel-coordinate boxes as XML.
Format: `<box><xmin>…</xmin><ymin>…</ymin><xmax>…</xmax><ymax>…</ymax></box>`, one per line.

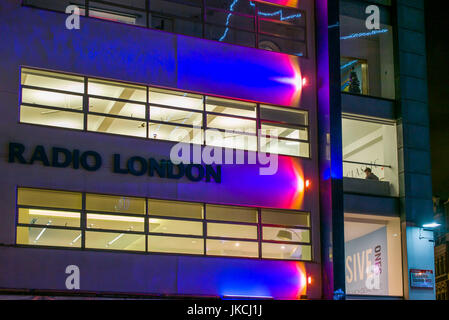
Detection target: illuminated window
<box><xmin>342</xmin><ymin>116</ymin><xmax>399</xmax><ymax>196</ymax></box>
<box><xmin>19</xmin><ymin>68</ymin><xmax>309</xmax><ymax>158</ymax></box>
<box><xmin>340</xmin><ymin>0</ymin><xmax>395</xmax><ymax>99</ymax></box>
<box><xmin>260</xmin><ymin>105</ymin><xmax>309</xmax><ymax>157</ymax></box>
<box><xmin>344</xmin><ymin>213</ymin><xmax>403</xmax><ymax>297</ymax></box>
<box><xmin>16</xmin><ymin>188</ymin><xmax>313</xmax><ymax>262</ymax></box>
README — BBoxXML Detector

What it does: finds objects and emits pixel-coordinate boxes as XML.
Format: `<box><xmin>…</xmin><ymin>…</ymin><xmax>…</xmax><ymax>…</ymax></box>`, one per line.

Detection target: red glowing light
<box><xmin>305</xmin><ymin>179</ymin><xmax>311</xmax><ymax>188</ymax></box>
<box><xmin>307</xmin><ymin>276</ymin><xmax>312</xmax><ymax>285</ymax></box>
<box><xmin>302</xmin><ymin>77</ymin><xmax>308</xmax><ymax>87</ymax></box>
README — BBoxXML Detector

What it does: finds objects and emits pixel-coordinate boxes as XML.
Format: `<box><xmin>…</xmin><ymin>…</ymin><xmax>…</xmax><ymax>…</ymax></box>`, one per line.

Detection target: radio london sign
<box><xmin>7</xmin><ymin>142</ymin><xmax>221</xmax><ymax>183</ymax></box>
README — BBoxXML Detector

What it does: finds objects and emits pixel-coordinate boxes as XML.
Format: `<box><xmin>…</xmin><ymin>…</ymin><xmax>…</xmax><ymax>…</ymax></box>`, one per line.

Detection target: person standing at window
<box><xmin>364</xmin><ymin>168</ymin><xmax>379</xmax><ymax>181</ymax></box>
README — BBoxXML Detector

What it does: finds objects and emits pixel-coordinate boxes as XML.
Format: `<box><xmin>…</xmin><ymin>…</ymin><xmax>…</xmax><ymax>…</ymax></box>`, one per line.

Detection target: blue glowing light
<box><xmin>340</xmin><ymin>59</ymin><xmax>358</xmax><ymax>70</ymax></box>
<box><xmin>340</xmin><ymin>28</ymin><xmax>389</xmax><ymax>40</ymax></box>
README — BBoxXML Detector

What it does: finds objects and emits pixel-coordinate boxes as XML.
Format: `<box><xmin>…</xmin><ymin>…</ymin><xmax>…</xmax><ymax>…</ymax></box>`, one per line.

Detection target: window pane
<box><xmin>88</xmin><ymin>115</ymin><xmax>147</xmax><ymax>137</ymax></box>
<box><xmin>262</xmin><ymin>226</ymin><xmax>310</xmax><ymax>243</ymax></box>
<box><xmin>89</xmin><ymin>98</ymin><xmax>146</xmax><ymax>119</ymax></box>
<box><xmin>87</xmin><ymin>1</ymin><xmax>147</xmax><ymax>26</ymax></box>
<box><xmin>261</xmin><ymin>209</ymin><xmax>310</xmax><ymax>227</ymax></box>
<box><xmin>86</xmin><ymin>194</ymin><xmax>145</xmax><ymax>214</ymax></box>
<box><xmin>260</xmin><ymin>105</ymin><xmax>308</xmax><ymax>125</ymax></box>
<box><xmin>86</xmin><ymin>231</ymin><xmax>145</xmax><ymax>251</ymax></box>
<box><xmin>206</xmin><ymin>239</ymin><xmax>258</xmax><ymax>258</ymax></box>
<box><xmin>88</xmin><ymin>79</ymin><xmax>146</xmax><ymax>102</ymax></box>
<box><xmin>257</xmin><ymin>4</ymin><xmax>304</xmax><ymax>26</ymax></box>
<box><xmin>258</xmin><ymin>35</ymin><xmax>306</xmax><ymax>56</ymax></box>
<box><xmin>149</xmin><ymin>88</ymin><xmax>203</xmax><ymax>110</ymax></box>
<box><xmin>259</xmin><ymin>20</ymin><xmax>305</xmax><ymax>41</ymax></box>
<box><xmin>207</xmin><ymin>115</ymin><xmax>256</xmax><ymax>133</ymax></box>
<box><xmin>205</xmin><ymin>9</ymin><xmax>254</xmax><ymax>31</ymax></box>
<box><xmin>206</xmin><ymin>96</ymin><xmax>256</xmax><ymax>118</ymax></box>
<box><xmin>149</xmin><ymin>122</ymin><xmax>202</xmax><ymax>143</ymax></box>
<box><xmin>342</xmin><ymin>118</ymin><xmax>399</xmax><ymax>196</ymax></box>
<box><xmin>20</xmin><ymin>105</ymin><xmax>84</xmax><ymax>130</ymax></box>
<box><xmin>344</xmin><ymin>214</ymin><xmax>403</xmax><ymax>296</ymax></box>
<box><xmin>205</xmin><ymin>129</ymin><xmax>257</xmax><ymax>151</ymax></box>
<box><xmin>340</xmin><ymin>0</ymin><xmax>395</xmax><ymax>99</ymax></box>
<box><xmin>18</xmin><ymin>188</ymin><xmax>82</xmax><ymax>209</ymax></box>
<box><xmin>206</xmin><ymin>205</ymin><xmax>257</xmax><ymax>223</ymax></box>
<box><xmin>150</xmin><ymin>0</ymin><xmax>202</xmax><ymax>19</ymax></box>
<box><xmin>21</xmin><ymin>68</ymin><xmax>84</xmax><ymax>93</ymax></box>
<box><xmin>262</xmin><ymin>243</ymin><xmax>311</xmax><ymax>260</ymax></box>
<box><xmin>87</xmin><ymin>213</ymin><xmax>145</xmax><ymax>232</ymax></box>
<box><xmin>150</xmin><ymin>106</ymin><xmax>202</xmax><ymax>126</ymax></box>
<box><xmin>148</xmin><ymin>235</ymin><xmax>204</xmax><ymax>254</ymax></box>
<box><xmin>205</xmin><ymin>25</ymin><xmax>256</xmax><ymax>47</ymax></box>
<box><xmin>261</xmin><ymin>123</ymin><xmax>308</xmax><ymax>140</ymax></box>
<box><xmin>22</xmin><ymin>88</ymin><xmax>83</xmax><ymax>110</ymax></box>
<box><xmin>95</xmin><ymin>0</ymin><xmax>146</xmax><ymax>9</ymax></box>
<box><xmin>148</xmin><ymin>199</ymin><xmax>203</xmax><ymax>219</ymax></box>
<box><xmin>260</xmin><ymin>137</ymin><xmax>309</xmax><ymax>157</ymax></box>
<box><xmin>150</xmin><ymin>15</ymin><xmax>203</xmax><ymax>37</ymax></box>
<box><xmin>18</xmin><ymin>208</ymin><xmax>80</xmax><ymax>228</ymax></box>
<box><xmin>149</xmin><ymin>218</ymin><xmax>203</xmax><ymax>236</ymax></box>
<box><xmin>205</xmin><ymin>0</ymin><xmax>254</xmax><ymax>15</ymax></box>
<box><xmin>17</xmin><ymin>226</ymin><xmax>81</xmax><ymax>248</ymax></box>
<box><xmin>207</xmin><ymin>223</ymin><xmax>257</xmax><ymax>239</ymax></box>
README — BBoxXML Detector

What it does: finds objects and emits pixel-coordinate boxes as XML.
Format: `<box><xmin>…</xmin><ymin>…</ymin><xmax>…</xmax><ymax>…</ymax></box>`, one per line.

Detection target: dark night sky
<box><xmin>425</xmin><ymin>1</ymin><xmax>449</xmax><ymax>200</ymax></box>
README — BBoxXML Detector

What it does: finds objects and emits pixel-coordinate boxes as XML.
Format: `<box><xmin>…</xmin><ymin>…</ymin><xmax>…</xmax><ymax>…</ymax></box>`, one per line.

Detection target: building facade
<box><xmin>0</xmin><ymin>0</ymin><xmax>435</xmax><ymax>299</ymax></box>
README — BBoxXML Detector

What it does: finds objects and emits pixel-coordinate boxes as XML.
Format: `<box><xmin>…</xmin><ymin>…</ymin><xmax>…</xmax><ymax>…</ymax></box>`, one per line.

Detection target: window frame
<box><xmin>16</xmin><ymin>186</ymin><xmax>313</xmax><ymax>262</ymax></box>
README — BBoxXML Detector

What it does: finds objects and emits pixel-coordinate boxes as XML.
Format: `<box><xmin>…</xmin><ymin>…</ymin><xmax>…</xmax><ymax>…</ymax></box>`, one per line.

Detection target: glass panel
<box><xmin>148</xmin><ymin>199</ymin><xmax>203</xmax><ymax>219</ymax></box>
<box><xmin>207</xmin><ymin>223</ymin><xmax>257</xmax><ymax>239</ymax></box>
<box><xmin>205</xmin><ymin>129</ymin><xmax>257</xmax><ymax>151</ymax></box>
<box><xmin>95</xmin><ymin>0</ymin><xmax>146</xmax><ymax>9</ymax></box>
<box><xmin>148</xmin><ymin>235</ymin><xmax>204</xmax><ymax>254</ymax></box>
<box><xmin>205</xmin><ymin>25</ymin><xmax>256</xmax><ymax>47</ymax></box>
<box><xmin>150</xmin><ymin>0</ymin><xmax>203</xmax><ymax>18</ymax></box>
<box><xmin>88</xmin><ymin>79</ymin><xmax>146</xmax><ymax>102</ymax></box>
<box><xmin>87</xmin><ymin>213</ymin><xmax>145</xmax><ymax>232</ymax></box>
<box><xmin>261</xmin><ymin>123</ymin><xmax>308</xmax><ymax>140</ymax></box>
<box><xmin>261</xmin><ymin>209</ymin><xmax>310</xmax><ymax>227</ymax></box>
<box><xmin>205</xmin><ymin>0</ymin><xmax>254</xmax><ymax>15</ymax></box>
<box><xmin>87</xmin><ymin>1</ymin><xmax>147</xmax><ymax>26</ymax></box>
<box><xmin>18</xmin><ymin>188</ymin><xmax>82</xmax><ymax>209</ymax></box>
<box><xmin>206</xmin><ymin>96</ymin><xmax>256</xmax><ymax>118</ymax></box>
<box><xmin>86</xmin><ymin>231</ymin><xmax>145</xmax><ymax>251</ymax></box>
<box><xmin>342</xmin><ymin>118</ymin><xmax>399</xmax><ymax>196</ymax></box>
<box><xmin>262</xmin><ymin>226</ymin><xmax>310</xmax><ymax>243</ymax></box>
<box><xmin>205</xmin><ymin>9</ymin><xmax>254</xmax><ymax>31</ymax></box>
<box><xmin>150</xmin><ymin>15</ymin><xmax>203</xmax><ymax>37</ymax></box>
<box><xmin>86</xmin><ymin>194</ymin><xmax>145</xmax><ymax>214</ymax></box>
<box><xmin>259</xmin><ymin>137</ymin><xmax>309</xmax><ymax>157</ymax></box>
<box><xmin>89</xmin><ymin>98</ymin><xmax>146</xmax><ymax>119</ymax></box>
<box><xmin>258</xmin><ymin>35</ymin><xmax>306</xmax><ymax>56</ymax></box>
<box><xmin>150</xmin><ymin>106</ymin><xmax>202</xmax><ymax>126</ymax></box>
<box><xmin>18</xmin><ymin>208</ymin><xmax>80</xmax><ymax>228</ymax></box>
<box><xmin>88</xmin><ymin>115</ymin><xmax>147</xmax><ymax>137</ymax></box>
<box><xmin>257</xmin><ymin>4</ymin><xmax>304</xmax><ymax>26</ymax></box>
<box><xmin>344</xmin><ymin>213</ymin><xmax>403</xmax><ymax>296</ymax></box>
<box><xmin>149</xmin><ymin>122</ymin><xmax>202</xmax><ymax>143</ymax></box>
<box><xmin>340</xmin><ymin>0</ymin><xmax>395</xmax><ymax>99</ymax></box>
<box><xmin>22</xmin><ymin>88</ymin><xmax>83</xmax><ymax>110</ymax></box>
<box><xmin>262</xmin><ymin>243</ymin><xmax>311</xmax><ymax>260</ymax></box>
<box><xmin>206</xmin><ymin>205</ymin><xmax>257</xmax><ymax>223</ymax></box>
<box><xmin>17</xmin><ymin>226</ymin><xmax>82</xmax><ymax>248</ymax></box>
<box><xmin>260</xmin><ymin>105</ymin><xmax>308</xmax><ymax>125</ymax></box>
<box><xmin>259</xmin><ymin>20</ymin><xmax>305</xmax><ymax>41</ymax></box>
<box><xmin>206</xmin><ymin>239</ymin><xmax>258</xmax><ymax>258</ymax></box>
<box><xmin>149</xmin><ymin>88</ymin><xmax>203</xmax><ymax>110</ymax></box>
<box><xmin>21</xmin><ymin>68</ymin><xmax>84</xmax><ymax>93</ymax></box>
<box><xmin>20</xmin><ymin>105</ymin><xmax>84</xmax><ymax>130</ymax></box>
<box><xmin>207</xmin><ymin>115</ymin><xmax>256</xmax><ymax>133</ymax></box>
<box><xmin>149</xmin><ymin>218</ymin><xmax>203</xmax><ymax>236</ymax></box>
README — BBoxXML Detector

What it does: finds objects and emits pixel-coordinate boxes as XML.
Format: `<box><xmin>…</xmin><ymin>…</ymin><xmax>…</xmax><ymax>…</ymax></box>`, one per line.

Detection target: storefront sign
<box><xmin>7</xmin><ymin>142</ymin><xmax>221</xmax><ymax>183</ymax></box>
<box><xmin>410</xmin><ymin>269</ymin><xmax>434</xmax><ymax>289</ymax></box>
<box><xmin>345</xmin><ymin>226</ymin><xmax>389</xmax><ymax>295</ymax></box>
